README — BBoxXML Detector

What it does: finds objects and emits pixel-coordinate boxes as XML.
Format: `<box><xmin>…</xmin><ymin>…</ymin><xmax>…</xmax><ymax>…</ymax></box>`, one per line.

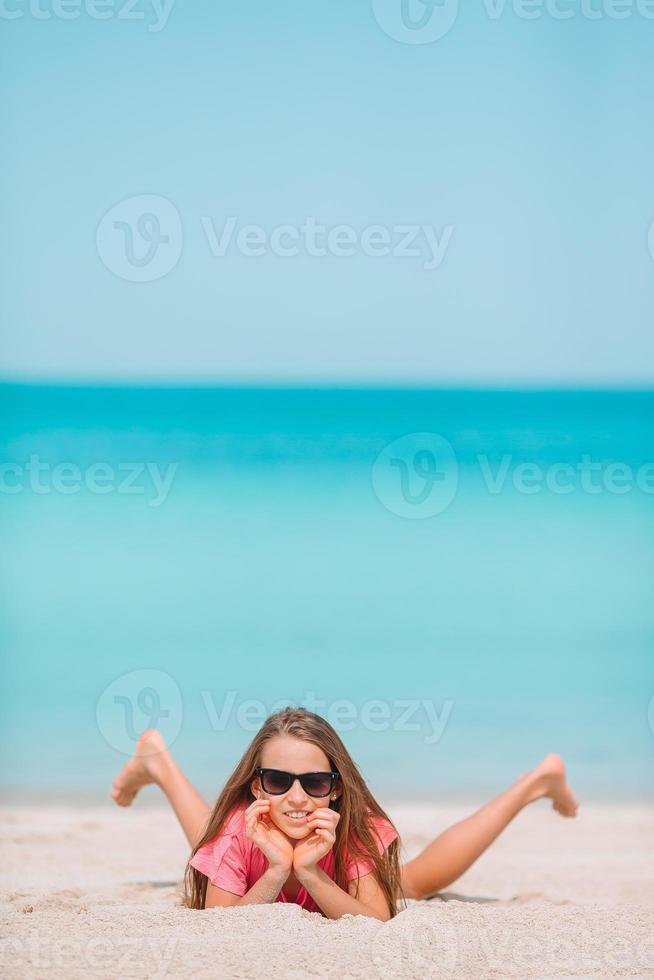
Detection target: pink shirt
<box><xmin>190</xmin><ymin>800</ymin><xmax>399</xmax><ymax>915</ymax></box>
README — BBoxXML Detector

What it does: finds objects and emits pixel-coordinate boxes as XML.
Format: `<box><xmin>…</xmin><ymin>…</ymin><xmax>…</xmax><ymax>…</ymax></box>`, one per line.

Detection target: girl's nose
<box><xmin>287</xmin><ymin>778</ymin><xmax>308</xmax><ymax>803</ymax></box>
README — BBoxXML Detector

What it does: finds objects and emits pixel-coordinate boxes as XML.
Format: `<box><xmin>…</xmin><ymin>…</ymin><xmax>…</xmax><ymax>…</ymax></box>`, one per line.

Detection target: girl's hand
<box><xmin>244</xmin><ymin>800</ymin><xmax>294</xmax><ymax>873</ymax></box>
<box><xmin>293</xmin><ymin>807</ymin><xmax>340</xmax><ymax>877</ymax></box>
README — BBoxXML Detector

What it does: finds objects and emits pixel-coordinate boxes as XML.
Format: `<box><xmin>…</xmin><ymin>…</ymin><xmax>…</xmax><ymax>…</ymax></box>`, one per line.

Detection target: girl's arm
<box><xmin>293</xmin><ymin>807</ymin><xmax>392</xmax><ymax>920</ymax></box>
<box><xmin>203</xmin><ymin>797</ymin><xmax>294</xmax><ymax>909</ymax></box>
<box><xmin>295</xmin><ymin>867</ymin><xmax>392</xmax><ymax>921</ymax></box>
<box><xmin>205</xmin><ymin>867</ymin><xmax>290</xmax><ymax>909</ymax></box>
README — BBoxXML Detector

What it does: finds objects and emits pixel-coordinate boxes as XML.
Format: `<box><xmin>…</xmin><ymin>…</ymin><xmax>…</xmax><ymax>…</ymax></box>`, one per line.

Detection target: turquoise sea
<box><xmin>1</xmin><ymin>385</ymin><xmax>652</xmax><ymax>801</ymax></box>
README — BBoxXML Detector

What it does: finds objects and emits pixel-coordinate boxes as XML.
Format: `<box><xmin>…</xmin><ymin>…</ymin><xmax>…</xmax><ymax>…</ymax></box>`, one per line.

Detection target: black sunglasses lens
<box><xmin>260</xmin><ymin>770</ymin><xmax>292</xmax><ymax>794</ymax></box>
<box><xmin>302</xmin><ymin>774</ymin><xmax>333</xmax><ymax>797</ymax></box>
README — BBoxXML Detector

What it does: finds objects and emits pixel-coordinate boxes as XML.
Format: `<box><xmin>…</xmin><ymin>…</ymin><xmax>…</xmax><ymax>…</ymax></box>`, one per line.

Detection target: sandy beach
<box><xmin>1</xmin><ymin>797</ymin><xmax>652</xmax><ymax>979</ymax></box>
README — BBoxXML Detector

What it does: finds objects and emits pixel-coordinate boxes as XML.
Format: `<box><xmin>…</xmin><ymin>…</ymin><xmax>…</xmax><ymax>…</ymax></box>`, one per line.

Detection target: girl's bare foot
<box><xmin>111</xmin><ymin>729</ymin><xmax>169</xmax><ymax>807</ymax></box>
<box><xmin>519</xmin><ymin>753</ymin><xmax>580</xmax><ymax>817</ymax></box>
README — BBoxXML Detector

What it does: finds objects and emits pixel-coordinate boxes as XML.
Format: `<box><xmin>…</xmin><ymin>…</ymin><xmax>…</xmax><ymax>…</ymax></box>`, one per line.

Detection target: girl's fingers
<box><xmin>303</xmin><ymin>828</ymin><xmax>334</xmax><ymax>845</ymax></box>
<box><xmin>307</xmin><ymin>815</ymin><xmax>338</xmax><ymax>828</ymax></box>
<box><xmin>248</xmin><ymin>816</ymin><xmax>268</xmax><ymax>836</ymax></box>
<box><xmin>246</xmin><ymin>812</ymin><xmax>267</xmax><ymax>832</ymax></box>
<box><xmin>245</xmin><ymin>801</ymin><xmax>270</xmax><ymax>838</ymax></box>
<box><xmin>308</xmin><ymin>810</ymin><xmax>339</xmax><ymax>827</ymax></box>
<box><xmin>311</xmin><ymin>807</ymin><xmax>339</xmax><ymax>820</ymax></box>
<box><xmin>246</xmin><ymin>801</ymin><xmax>269</xmax><ymax>820</ymax></box>
<box><xmin>246</xmin><ymin>800</ymin><xmax>270</xmax><ymax>814</ymax></box>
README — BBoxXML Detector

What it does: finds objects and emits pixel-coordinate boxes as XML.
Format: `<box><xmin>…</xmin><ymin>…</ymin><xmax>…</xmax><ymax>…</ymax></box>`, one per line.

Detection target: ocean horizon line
<box><xmin>2</xmin><ymin>378</ymin><xmax>654</xmax><ymax>395</ymax></box>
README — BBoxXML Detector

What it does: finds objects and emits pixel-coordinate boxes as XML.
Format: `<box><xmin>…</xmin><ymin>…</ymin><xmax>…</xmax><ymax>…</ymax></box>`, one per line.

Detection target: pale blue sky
<box><xmin>2</xmin><ymin>0</ymin><xmax>653</xmax><ymax>385</ymax></box>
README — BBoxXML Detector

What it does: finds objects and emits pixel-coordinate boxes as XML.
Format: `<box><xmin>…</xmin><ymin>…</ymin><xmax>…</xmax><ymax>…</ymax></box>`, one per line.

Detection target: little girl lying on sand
<box><xmin>111</xmin><ymin>707</ymin><xmax>578</xmax><ymax>921</ymax></box>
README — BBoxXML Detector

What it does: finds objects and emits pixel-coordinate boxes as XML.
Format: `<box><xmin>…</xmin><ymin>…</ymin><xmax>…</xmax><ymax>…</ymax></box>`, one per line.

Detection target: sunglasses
<box><xmin>255</xmin><ymin>767</ymin><xmax>340</xmax><ymax>798</ymax></box>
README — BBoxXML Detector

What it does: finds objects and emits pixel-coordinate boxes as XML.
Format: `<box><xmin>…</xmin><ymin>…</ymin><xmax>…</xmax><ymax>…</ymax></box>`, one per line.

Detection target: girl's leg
<box><xmin>400</xmin><ymin>753</ymin><xmax>579</xmax><ymax>900</ymax></box>
<box><xmin>111</xmin><ymin>729</ymin><xmax>211</xmax><ymax>847</ymax></box>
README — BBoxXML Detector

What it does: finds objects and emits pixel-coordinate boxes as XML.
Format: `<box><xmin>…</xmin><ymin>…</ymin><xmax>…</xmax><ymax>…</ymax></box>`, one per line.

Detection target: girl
<box><xmin>111</xmin><ymin>707</ymin><xmax>579</xmax><ymax>921</ymax></box>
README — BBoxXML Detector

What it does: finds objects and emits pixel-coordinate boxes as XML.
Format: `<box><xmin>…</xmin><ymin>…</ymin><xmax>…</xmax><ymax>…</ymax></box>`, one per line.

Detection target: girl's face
<box><xmin>251</xmin><ymin>735</ymin><xmax>340</xmax><ymax>840</ymax></box>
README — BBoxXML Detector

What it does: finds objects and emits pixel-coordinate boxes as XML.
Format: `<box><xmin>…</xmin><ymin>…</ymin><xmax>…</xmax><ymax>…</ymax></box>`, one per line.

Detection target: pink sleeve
<box><xmin>189</xmin><ymin>833</ymin><xmax>248</xmax><ymax>897</ymax></box>
<box><xmin>345</xmin><ymin>817</ymin><xmax>399</xmax><ymax>881</ymax></box>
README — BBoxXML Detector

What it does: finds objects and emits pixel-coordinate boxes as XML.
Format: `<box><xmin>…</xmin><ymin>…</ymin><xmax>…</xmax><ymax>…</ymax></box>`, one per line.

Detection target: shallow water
<box><xmin>1</xmin><ymin>385</ymin><xmax>652</xmax><ymax>800</ymax></box>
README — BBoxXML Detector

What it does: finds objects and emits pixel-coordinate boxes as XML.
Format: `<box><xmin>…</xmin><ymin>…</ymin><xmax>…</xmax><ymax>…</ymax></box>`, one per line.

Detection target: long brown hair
<box><xmin>184</xmin><ymin>706</ymin><xmax>406</xmax><ymax>917</ymax></box>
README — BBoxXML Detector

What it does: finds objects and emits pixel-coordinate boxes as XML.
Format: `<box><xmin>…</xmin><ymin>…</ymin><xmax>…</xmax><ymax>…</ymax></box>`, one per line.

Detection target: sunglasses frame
<box><xmin>254</xmin><ymin>766</ymin><xmax>340</xmax><ymax>798</ymax></box>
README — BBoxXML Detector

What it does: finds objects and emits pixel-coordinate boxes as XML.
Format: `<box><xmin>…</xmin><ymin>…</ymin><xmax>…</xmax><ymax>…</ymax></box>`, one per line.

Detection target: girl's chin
<box><xmin>287</xmin><ymin>828</ymin><xmax>310</xmax><ymax>839</ymax></box>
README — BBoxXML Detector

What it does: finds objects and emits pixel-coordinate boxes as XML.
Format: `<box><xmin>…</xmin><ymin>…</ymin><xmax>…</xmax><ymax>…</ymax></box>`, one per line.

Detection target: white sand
<box><xmin>1</xmin><ymin>799</ymin><xmax>653</xmax><ymax>978</ymax></box>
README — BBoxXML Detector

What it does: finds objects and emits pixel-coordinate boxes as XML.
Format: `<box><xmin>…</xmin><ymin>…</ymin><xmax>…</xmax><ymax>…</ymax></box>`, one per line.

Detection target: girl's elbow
<box><xmin>364</xmin><ymin>904</ymin><xmax>392</xmax><ymax>922</ymax></box>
